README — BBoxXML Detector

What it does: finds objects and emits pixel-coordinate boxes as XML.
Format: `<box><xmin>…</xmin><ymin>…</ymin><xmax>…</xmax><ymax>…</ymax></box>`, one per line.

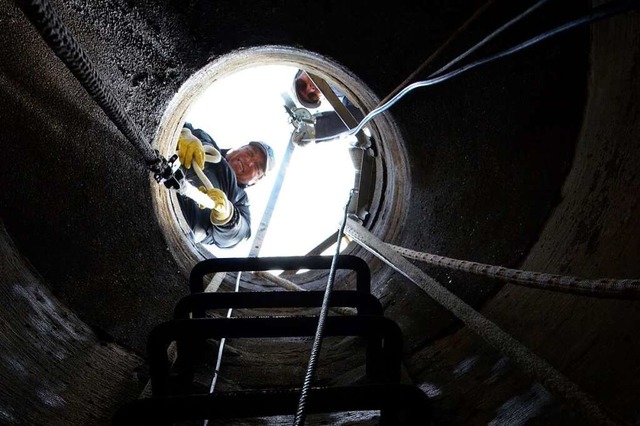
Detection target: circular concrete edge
<box><xmin>150</xmin><ymin>45</ymin><xmax>411</xmax><ymax>288</ymax></box>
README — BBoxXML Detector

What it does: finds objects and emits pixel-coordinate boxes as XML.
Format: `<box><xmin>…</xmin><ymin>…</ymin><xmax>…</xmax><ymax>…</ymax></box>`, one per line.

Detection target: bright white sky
<box><xmin>183</xmin><ymin>65</ymin><xmax>357</xmax><ymax>258</ymax></box>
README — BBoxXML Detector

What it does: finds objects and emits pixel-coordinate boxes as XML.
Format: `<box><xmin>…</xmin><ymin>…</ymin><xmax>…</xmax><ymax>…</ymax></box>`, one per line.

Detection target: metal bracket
<box><xmin>153</xmin><ymin>153</ymin><xmax>184</xmax><ymax>190</ymax></box>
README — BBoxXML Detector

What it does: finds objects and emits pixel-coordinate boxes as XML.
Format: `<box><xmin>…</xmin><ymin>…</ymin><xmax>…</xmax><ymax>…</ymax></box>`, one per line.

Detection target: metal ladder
<box><xmin>113</xmin><ymin>255</ymin><xmax>431</xmax><ymax>425</ymax></box>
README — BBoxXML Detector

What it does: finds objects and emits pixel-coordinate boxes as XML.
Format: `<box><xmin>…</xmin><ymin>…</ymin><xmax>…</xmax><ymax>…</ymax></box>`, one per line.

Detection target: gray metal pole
<box><xmin>249</xmin><ymin>135</ymin><xmax>296</xmax><ymax>257</ymax></box>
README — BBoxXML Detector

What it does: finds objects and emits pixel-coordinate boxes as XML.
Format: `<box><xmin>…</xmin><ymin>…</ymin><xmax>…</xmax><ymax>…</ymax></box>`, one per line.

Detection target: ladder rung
<box><xmin>189</xmin><ymin>255</ymin><xmax>371</xmax><ymax>294</ymax></box>
<box><xmin>149</xmin><ymin>316</ymin><xmax>402</xmax><ymax>396</ymax></box>
<box><xmin>173</xmin><ymin>290</ymin><xmax>383</xmax><ymax>319</ymax></box>
<box><xmin>113</xmin><ymin>384</ymin><xmax>431</xmax><ymax>425</ymax></box>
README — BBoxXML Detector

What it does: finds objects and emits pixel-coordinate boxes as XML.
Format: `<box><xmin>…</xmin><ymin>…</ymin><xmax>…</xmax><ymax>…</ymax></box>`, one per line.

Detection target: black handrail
<box><xmin>174</xmin><ymin>290</ymin><xmax>383</xmax><ymax>319</ymax></box>
<box><xmin>189</xmin><ymin>255</ymin><xmax>371</xmax><ymax>294</ymax></box>
<box><xmin>148</xmin><ymin>316</ymin><xmax>402</xmax><ymax>397</ymax></box>
<box><xmin>113</xmin><ymin>384</ymin><xmax>431</xmax><ymax>425</ymax></box>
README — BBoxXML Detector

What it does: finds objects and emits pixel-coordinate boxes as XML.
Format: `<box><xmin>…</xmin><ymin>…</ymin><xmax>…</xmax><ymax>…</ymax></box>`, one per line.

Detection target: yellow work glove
<box><xmin>198</xmin><ymin>186</ymin><xmax>234</xmax><ymax>226</ymax></box>
<box><xmin>177</xmin><ymin>128</ymin><xmax>205</xmax><ymax>170</ymax></box>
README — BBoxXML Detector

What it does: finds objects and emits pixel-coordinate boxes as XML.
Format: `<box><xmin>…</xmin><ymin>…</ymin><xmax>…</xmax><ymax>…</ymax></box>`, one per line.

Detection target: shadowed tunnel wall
<box><xmin>0</xmin><ymin>0</ymin><xmax>638</xmax><ymax>424</ymax></box>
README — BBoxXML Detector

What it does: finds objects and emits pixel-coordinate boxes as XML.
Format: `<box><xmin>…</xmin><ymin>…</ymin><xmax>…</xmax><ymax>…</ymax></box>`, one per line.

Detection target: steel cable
<box><xmin>293</xmin><ymin>189</ymin><xmax>355</xmax><ymax>426</ymax></box>
<box><xmin>375</xmin><ymin>0</ymin><xmax>497</xmax><ymax>108</ymax></box>
<box><xmin>378</xmin><ymin>0</ymin><xmax>549</xmax><ymax>108</ymax></box>
<box><xmin>349</xmin><ymin>0</ymin><xmax>640</xmax><ymax>137</ymax></box>
<box><xmin>427</xmin><ymin>0</ymin><xmax>551</xmax><ymax>77</ymax></box>
<box><xmin>15</xmin><ymin>0</ymin><xmax>163</xmax><ymax>171</ymax></box>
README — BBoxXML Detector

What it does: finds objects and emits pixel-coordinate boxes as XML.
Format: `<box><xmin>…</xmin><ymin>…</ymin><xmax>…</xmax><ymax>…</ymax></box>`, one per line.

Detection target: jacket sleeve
<box><xmin>313</xmin><ymin>103</ymin><xmax>365</xmax><ymax>140</ymax></box>
<box><xmin>208</xmin><ymin>189</ymin><xmax>251</xmax><ymax>249</ymax></box>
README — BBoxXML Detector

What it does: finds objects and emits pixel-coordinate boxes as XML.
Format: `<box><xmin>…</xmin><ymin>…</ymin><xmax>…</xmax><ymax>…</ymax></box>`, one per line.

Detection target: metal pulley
<box><xmin>150</xmin><ymin>152</ymin><xmax>185</xmax><ymax>190</ymax></box>
<box><xmin>285</xmin><ymin>105</ymin><xmax>316</xmax><ymax>143</ymax></box>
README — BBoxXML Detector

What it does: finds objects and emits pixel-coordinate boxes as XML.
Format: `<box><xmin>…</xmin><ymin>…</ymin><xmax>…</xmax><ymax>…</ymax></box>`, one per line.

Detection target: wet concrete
<box><xmin>0</xmin><ymin>0</ymin><xmax>638</xmax><ymax>424</ymax></box>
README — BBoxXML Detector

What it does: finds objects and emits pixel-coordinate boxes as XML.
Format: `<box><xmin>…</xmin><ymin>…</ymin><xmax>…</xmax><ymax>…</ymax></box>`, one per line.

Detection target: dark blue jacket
<box><xmin>177</xmin><ymin>123</ymin><xmax>251</xmax><ymax>248</ymax></box>
<box><xmin>314</xmin><ymin>95</ymin><xmax>365</xmax><ymax>140</ymax></box>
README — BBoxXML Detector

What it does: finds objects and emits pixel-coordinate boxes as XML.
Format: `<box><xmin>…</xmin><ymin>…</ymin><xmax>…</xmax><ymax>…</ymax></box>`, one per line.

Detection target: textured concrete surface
<box><xmin>0</xmin><ymin>0</ymin><xmax>638</xmax><ymax>424</ymax></box>
<box><xmin>0</xmin><ymin>222</ymin><xmax>144</xmax><ymax>425</ymax></box>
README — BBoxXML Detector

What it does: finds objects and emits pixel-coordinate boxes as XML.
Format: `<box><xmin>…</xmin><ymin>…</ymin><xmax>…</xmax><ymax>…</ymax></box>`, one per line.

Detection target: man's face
<box><xmin>226</xmin><ymin>145</ymin><xmax>266</xmax><ymax>186</ymax></box>
<box><xmin>295</xmin><ymin>73</ymin><xmax>321</xmax><ymax>106</ymax></box>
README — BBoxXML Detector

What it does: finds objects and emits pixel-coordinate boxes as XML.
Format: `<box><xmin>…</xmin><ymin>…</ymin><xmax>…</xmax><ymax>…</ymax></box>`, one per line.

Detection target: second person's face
<box><xmin>295</xmin><ymin>73</ymin><xmax>321</xmax><ymax>106</ymax></box>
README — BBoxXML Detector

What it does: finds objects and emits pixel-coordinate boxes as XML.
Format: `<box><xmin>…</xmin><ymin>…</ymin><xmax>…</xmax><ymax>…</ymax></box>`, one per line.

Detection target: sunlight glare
<box><xmin>182</xmin><ymin>65</ymin><xmax>357</xmax><ymax>258</ymax></box>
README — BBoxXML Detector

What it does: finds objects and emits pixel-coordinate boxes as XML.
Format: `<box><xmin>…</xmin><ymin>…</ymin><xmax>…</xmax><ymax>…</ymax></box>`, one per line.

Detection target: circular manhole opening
<box><xmin>152</xmin><ymin>45</ymin><xmax>411</xmax><ymax>291</ymax></box>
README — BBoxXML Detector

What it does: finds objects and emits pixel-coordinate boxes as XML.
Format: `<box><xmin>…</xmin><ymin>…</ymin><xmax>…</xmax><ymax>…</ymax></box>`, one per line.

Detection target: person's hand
<box><xmin>198</xmin><ymin>186</ymin><xmax>234</xmax><ymax>225</ymax></box>
<box><xmin>177</xmin><ymin>128</ymin><xmax>205</xmax><ymax>169</ymax></box>
<box><xmin>292</xmin><ymin>130</ymin><xmax>308</xmax><ymax>147</ymax></box>
<box><xmin>292</xmin><ymin>127</ymin><xmax>314</xmax><ymax>147</ymax></box>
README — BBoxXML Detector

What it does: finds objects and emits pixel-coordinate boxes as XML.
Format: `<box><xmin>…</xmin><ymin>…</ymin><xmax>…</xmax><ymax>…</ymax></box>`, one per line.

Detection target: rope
<box><xmin>177</xmin><ymin>146</ymin><xmax>222</xmax><ymax>210</ymax></box>
<box><xmin>253</xmin><ymin>271</ymin><xmax>356</xmax><ymax>316</ymax></box>
<box><xmin>192</xmin><ymin>146</ymin><xmax>222</xmax><ymax>191</ymax></box>
<box><xmin>293</xmin><ymin>190</ymin><xmax>355</xmax><ymax>426</ymax></box>
<box><xmin>345</xmin><ymin>219</ymin><xmax>625</xmax><ymax>426</ymax></box>
<box><xmin>15</xmin><ymin>0</ymin><xmax>161</xmax><ymax>169</ymax></box>
<box><xmin>389</xmin><ymin>244</ymin><xmax>640</xmax><ymax>299</ymax></box>
<box><xmin>253</xmin><ymin>271</ymin><xmax>307</xmax><ymax>292</ymax></box>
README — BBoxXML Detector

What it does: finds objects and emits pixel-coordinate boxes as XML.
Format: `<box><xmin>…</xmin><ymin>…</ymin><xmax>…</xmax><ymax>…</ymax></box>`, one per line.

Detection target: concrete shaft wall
<box><xmin>0</xmin><ymin>0</ymin><xmax>638</xmax><ymax>424</ymax></box>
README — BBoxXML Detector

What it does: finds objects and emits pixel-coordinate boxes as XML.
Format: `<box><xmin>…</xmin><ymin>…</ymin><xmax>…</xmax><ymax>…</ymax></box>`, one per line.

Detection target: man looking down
<box><xmin>176</xmin><ymin>123</ymin><xmax>275</xmax><ymax>248</ymax></box>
